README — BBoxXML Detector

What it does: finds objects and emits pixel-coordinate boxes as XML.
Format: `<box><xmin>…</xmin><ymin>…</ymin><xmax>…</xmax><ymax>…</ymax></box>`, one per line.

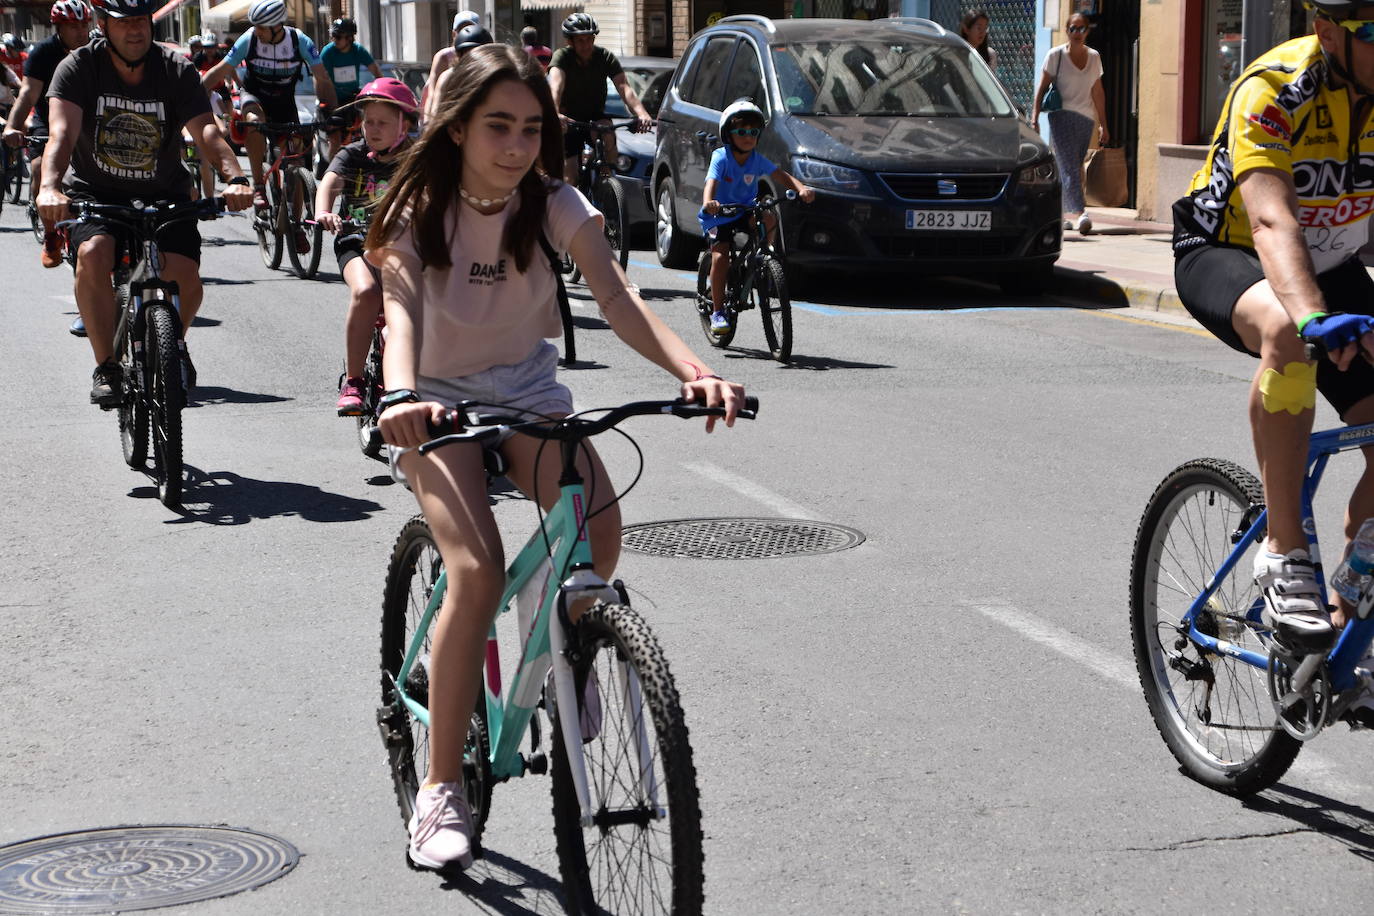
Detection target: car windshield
<box><xmin>605</xmin><ymin>66</ymin><xmax>675</xmax><ymax>118</ymax></box>
<box><xmin>769</xmin><ymin>39</ymin><xmax>1013</xmax><ymax>117</ymax></box>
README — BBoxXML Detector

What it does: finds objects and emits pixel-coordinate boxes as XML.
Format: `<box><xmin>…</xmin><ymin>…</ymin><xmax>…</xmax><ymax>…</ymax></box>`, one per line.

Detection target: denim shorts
<box><xmin>389</xmin><ymin>340</ymin><xmax>573</xmax><ymax>486</ymax></box>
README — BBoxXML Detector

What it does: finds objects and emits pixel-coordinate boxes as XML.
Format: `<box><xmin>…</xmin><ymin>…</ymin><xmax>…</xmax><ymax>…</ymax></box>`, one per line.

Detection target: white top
<box><xmin>1042</xmin><ymin>44</ymin><xmax>1103</xmax><ymax>120</ymax></box>
<box><xmin>368</xmin><ymin>180</ymin><xmax>600</xmax><ymax>379</ymax></box>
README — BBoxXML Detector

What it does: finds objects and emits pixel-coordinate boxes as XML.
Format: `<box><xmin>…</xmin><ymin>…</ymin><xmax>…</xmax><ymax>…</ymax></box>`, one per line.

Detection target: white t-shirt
<box><xmin>368</xmin><ymin>181</ymin><xmax>600</xmax><ymax>379</ymax></box>
<box><xmin>1042</xmin><ymin>44</ymin><xmax>1102</xmax><ymax>120</ymax></box>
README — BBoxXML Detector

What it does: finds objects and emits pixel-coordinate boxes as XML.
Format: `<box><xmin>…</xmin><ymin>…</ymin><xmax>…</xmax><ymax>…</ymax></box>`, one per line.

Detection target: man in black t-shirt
<box><xmin>37</xmin><ymin>0</ymin><xmax>253</xmax><ymax>407</ymax></box>
<box><xmin>3</xmin><ymin>0</ymin><xmax>94</xmax><ymax>266</ymax></box>
<box><xmin>547</xmin><ymin>12</ymin><xmax>651</xmax><ymax>185</ymax></box>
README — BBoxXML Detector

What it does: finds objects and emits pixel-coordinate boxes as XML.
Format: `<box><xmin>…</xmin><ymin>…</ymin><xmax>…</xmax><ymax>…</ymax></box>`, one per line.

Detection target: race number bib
<box><xmin>332</xmin><ymin>64</ymin><xmax>358</xmax><ymax>85</ymax></box>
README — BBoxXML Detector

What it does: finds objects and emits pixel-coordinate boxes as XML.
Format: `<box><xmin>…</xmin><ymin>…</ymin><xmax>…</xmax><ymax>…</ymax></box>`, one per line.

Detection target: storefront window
<box><xmin>1201</xmin><ymin>0</ymin><xmax>1242</xmax><ymax>138</ymax></box>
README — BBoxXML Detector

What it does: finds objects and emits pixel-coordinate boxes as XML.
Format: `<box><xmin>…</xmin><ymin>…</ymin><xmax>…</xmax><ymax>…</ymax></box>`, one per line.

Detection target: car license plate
<box><xmin>906</xmin><ymin>209</ymin><xmax>992</xmax><ymax>231</ymax></box>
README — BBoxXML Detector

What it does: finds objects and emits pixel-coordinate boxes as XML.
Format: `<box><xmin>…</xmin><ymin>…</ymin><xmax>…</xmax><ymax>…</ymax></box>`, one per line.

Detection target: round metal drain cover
<box><xmin>621</xmin><ymin>517</ymin><xmax>865</xmax><ymax>559</ymax></box>
<box><xmin>0</xmin><ymin>825</ymin><xmax>299</xmax><ymax>914</ymax></box>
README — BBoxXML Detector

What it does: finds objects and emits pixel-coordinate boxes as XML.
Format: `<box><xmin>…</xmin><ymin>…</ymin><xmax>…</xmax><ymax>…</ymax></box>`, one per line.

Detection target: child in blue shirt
<box><xmin>699</xmin><ymin>98</ymin><xmax>813</xmax><ymax>333</ymax></box>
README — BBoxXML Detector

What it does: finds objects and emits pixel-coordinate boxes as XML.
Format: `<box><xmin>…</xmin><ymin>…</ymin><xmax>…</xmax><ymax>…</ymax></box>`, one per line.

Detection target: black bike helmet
<box><xmin>453</xmin><ymin>23</ymin><xmax>492</xmax><ymax>53</ymax></box>
<box><xmin>561</xmin><ymin>12</ymin><xmax>598</xmax><ymax>37</ymax></box>
<box><xmin>90</xmin><ymin>0</ymin><xmax>155</xmax><ymax>19</ymax></box>
<box><xmin>330</xmin><ymin>16</ymin><xmax>355</xmax><ymax>36</ymax></box>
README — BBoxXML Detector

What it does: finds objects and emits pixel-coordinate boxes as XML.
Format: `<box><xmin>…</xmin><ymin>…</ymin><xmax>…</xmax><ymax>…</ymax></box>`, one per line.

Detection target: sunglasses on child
<box><xmin>729</xmin><ymin>127</ymin><xmax>761</xmax><ymax>136</ymax></box>
<box><xmin>1334</xmin><ymin>17</ymin><xmax>1374</xmax><ymax>43</ymax></box>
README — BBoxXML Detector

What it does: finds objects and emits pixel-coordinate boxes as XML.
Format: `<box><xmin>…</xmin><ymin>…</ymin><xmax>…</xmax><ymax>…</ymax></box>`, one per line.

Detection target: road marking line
<box><xmin>968</xmin><ymin>601</ymin><xmax>1363</xmax><ymax>795</ymax></box>
<box><xmin>682</xmin><ymin>461</ymin><xmax>814</xmax><ymax>519</ymax></box>
<box><xmin>1084</xmin><ymin>308</ymin><xmax>1212</xmax><ymax>338</ymax></box>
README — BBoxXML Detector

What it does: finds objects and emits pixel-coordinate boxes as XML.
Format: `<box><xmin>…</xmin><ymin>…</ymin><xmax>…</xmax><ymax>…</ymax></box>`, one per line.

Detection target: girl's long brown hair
<box><xmin>366</xmin><ymin>43</ymin><xmax>565</xmax><ymax>273</ymax></box>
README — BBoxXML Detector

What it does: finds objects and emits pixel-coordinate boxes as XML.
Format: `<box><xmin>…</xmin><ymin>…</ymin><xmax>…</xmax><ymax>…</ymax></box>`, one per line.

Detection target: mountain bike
<box><xmin>23</xmin><ymin>136</ymin><xmax>47</xmax><ymax>244</ymax></box>
<box><xmin>1131</xmin><ymin>423</ymin><xmax>1374</xmax><ymax>796</ymax></box>
<box><xmin>244</xmin><ymin>121</ymin><xmax>323</xmax><ymax>279</ymax></box>
<box><xmin>563</xmin><ymin>119</ymin><xmax>633</xmax><ymax>283</ymax></box>
<box><xmin>377</xmin><ymin>395</ymin><xmax>757</xmax><ymax>912</ymax></box>
<box><xmin>58</xmin><ymin>197</ymin><xmax>226</xmax><ymax>509</ymax></box>
<box><xmin>695</xmin><ymin>193</ymin><xmax>794</xmax><ymax>363</ymax></box>
<box><xmin>0</xmin><ymin>135</ymin><xmax>24</xmax><ymax>211</ymax></box>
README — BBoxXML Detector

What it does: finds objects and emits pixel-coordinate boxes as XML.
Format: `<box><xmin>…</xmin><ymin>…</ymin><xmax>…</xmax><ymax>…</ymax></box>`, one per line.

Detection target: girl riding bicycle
<box><xmin>365</xmin><ymin>44</ymin><xmax>746</xmax><ymax>873</ymax></box>
<box><xmin>314</xmin><ymin>77</ymin><xmax>417</xmax><ymax>415</ymax></box>
<box><xmin>700</xmin><ymin>98</ymin><xmax>812</xmax><ymax>334</ymax></box>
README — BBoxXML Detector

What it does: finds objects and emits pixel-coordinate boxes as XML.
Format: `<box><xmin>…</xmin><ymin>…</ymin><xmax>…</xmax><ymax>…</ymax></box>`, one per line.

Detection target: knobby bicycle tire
<box><xmin>695</xmin><ymin>252</ymin><xmax>735</xmax><ymax>349</ymax></box>
<box><xmin>757</xmin><ymin>256</ymin><xmax>792</xmax><ymax>363</ymax></box>
<box><xmin>286</xmin><ymin>168</ymin><xmax>323</xmax><ymax>279</ymax></box>
<box><xmin>1129</xmin><ymin>458</ymin><xmax>1301</xmax><ymax>795</ymax></box>
<box><xmin>378</xmin><ymin>516</ymin><xmax>493</xmax><ymax>846</ymax></box>
<box><xmin>256</xmin><ymin>175</ymin><xmax>284</xmax><ymax>270</ymax></box>
<box><xmin>116</xmin><ymin>279</ymin><xmax>146</xmax><ymax>468</ymax></box>
<box><xmin>357</xmin><ymin>331</ymin><xmax>386</xmax><ymax>460</ymax></box>
<box><xmin>593</xmin><ymin>177</ymin><xmax>629</xmax><ymax>272</ymax></box>
<box><xmin>29</xmin><ymin>200</ymin><xmax>44</xmax><ymax>245</ymax></box>
<box><xmin>146</xmin><ymin>302</ymin><xmax>185</xmax><ymax>508</ymax></box>
<box><xmin>550</xmin><ymin>602</ymin><xmax>704</xmax><ymax>915</ymax></box>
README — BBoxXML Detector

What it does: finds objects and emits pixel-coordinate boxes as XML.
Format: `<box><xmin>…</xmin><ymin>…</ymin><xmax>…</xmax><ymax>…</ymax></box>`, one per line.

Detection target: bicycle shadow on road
<box><xmin>789</xmin><ymin>270</ymin><xmax>1086</xmax><ymax>311</ymax></box>
<box><xmin>187</xmin><ymin>386</ymin><xmax>291</xmax><ymax>408</ymax></box>
<box><xmin>429</xmin><ymin>847</ymin><xmax>566</xmax><ymax>915</ymax></box>
<box><xmin>148</xmin><ymin>466</ymin><xmax>384</xmax><ymax>526</ymax></box>
<box><xmin>1246</xmin><ymin>783</ymin><xmax>1374</xmax><ymax>861</ymax></box>
<box><xmin>717</xmin><ymin>348</ymin><xmax>893</xmax><ymax>371</ymax></box>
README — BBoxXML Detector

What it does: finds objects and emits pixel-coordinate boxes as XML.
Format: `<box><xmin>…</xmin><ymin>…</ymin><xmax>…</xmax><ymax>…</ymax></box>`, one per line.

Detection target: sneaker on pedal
<box><xmin>709</xmin><ymin>310</ymin><xmax>731</xmax><ymax>333</ymax></box>
<box><xmin>1254</xmin><ymin>548</ymin><xmax>1335</xmax><ymax>650</ymax></box>
<box><xmin>90</xmin><ymin>358</ymin><xmax>122</xmax><ymax>408</ymax></box>
<box><xmin>41</xmin><ymin>230</ymin><xmax>63</xmax><ymax>269</ymax></box>
<box><xmin>69</xmin><ymin>316</ymin><xmax>86</xmax><ymax>337</ymax></box>
<box><xmin>407</xmin><ymin>782</ymin><xmax>474</xmax><ymax>872</ymax></box>
<box><xmin>337</xmin><ymin>376</ymin><xmax>365</xmax><ymax>416</ymax></box>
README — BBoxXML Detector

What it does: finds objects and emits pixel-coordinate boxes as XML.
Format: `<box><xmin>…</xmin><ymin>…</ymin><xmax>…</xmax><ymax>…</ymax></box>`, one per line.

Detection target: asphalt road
<box><xmin>2</xmin><ymin>196</ymin><xmax>1373</xmax><ymax>915</ymax></box>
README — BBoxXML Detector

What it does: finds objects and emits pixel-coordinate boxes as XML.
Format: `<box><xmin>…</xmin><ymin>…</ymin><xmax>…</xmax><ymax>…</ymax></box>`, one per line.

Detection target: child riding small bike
<box><xmin>313</xmin><ymin>77</ymin><xmax>417</xmax><ymax>415</ymax></box>
<box><xmin>698</xmin><ymin>98</ymin><xmax>812</xmax><ymax>334</ymax></box>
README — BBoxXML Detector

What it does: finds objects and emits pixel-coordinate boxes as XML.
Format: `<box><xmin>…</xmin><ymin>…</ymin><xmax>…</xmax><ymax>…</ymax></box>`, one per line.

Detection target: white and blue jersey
<box><xmin>226</xmin><ymin>27</ymin><xmax>321</xmax><ymax>98</ymax></box>
<box><xmin>698</xmin><ymin>147</ymin><xmax>777</xmax><ymax>233</ymax></box>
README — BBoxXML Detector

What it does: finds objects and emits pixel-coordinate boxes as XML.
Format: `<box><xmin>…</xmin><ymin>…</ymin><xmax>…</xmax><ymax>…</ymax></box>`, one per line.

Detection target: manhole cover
<box><xmin>0</xmin><ymin>825</ymin><xmax>299</xmax><ymax>914</ymax></box>
<box><xmin>621</xmin><ymin>517</ymin><xmax>865</xmax><ymax>559</ymax></box>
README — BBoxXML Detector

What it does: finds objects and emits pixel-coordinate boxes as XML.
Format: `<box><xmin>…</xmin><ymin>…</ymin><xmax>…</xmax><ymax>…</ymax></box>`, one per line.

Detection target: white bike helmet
<box><xmin>561</xmin><ymin>12</ymin><xmax>598</xmax><ymax>36</ymax></box>
<box><xmin>719</xmin><ymin>98</ymin><xmax>767</xmax><ymax>138</ymax></box>
<box><xmin>247</xmin><ymin>0</ymin><xmax>287</xmax><ymax>27</ymax></box>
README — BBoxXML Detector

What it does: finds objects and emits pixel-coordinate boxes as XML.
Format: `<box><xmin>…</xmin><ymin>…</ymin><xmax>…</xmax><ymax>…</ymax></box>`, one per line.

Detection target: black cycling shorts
<box><xmin>237</xmin><ymin>89</ymin><xmax>299</xmax><ymax>125</ymax></box>
<box><xmin>67</xmin><ymin>192</ymin><xmax>202</xmax><ymax>266</ymax></box>
<box><xmin>1176</xmin><ymin>243</ymin><xmax>1374</xmax><ymax>417</ymax></box>
<box><xmin>334</xmin><ymin>233</ymin><xmax>376</xmax><ymax>275</ymax></box>
<box><xmin>563</xmin><ymin>118</ymin><xmax>606</xmax><ymax>159</ymax></box>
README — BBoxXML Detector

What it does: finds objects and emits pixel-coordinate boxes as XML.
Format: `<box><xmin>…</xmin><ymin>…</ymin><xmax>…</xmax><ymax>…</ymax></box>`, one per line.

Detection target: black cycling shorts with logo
<box><xmin>1175</xmin><ymin>242</ymin><xmax>1374</xmax><ymax>417</ymax></box>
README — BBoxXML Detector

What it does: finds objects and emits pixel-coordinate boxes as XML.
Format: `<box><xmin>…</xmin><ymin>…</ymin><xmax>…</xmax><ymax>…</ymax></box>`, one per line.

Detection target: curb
<box><xmin>1049</xmin><ymin>264</ymin><xmax>1186</xmax><ymax>316</ymax></box>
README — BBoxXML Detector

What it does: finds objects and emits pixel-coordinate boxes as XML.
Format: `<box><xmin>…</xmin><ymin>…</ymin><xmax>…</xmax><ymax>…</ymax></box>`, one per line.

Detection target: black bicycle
<box><xmin>329</xmin><ymin>216</ymin><xmax>387</xmax><ymax>461</ymax></box>
<box><xmin>244</xmin><ymin>121</ymin><xmax>323</xmax><ymax>279</ymax></box>
<box><xmin>0</xmin><ymin>134</ymin><xmax>24</xmax><ymax>211</ymax></box>
<box><xmin>695</xmin><ymin>193</ymin><xmax>793</xmax><ymax>363</ymax></box>
<box><xmin>564</xmin><ymin>119</ymin><xmax>633</xmax><ymax>282</ymax></box>
<box><xmin>22</xmin><ymin>135</ymin><xmax>47</xmax><ymax>244</ymax></box>
<box><xmin>59</xmin><ymin>198</ymin><xmax>226</xmax><ymax>508</ymax></box>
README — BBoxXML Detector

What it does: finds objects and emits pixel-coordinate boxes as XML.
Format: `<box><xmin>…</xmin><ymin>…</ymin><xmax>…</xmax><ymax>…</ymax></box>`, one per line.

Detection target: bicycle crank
<box><xmin>1267</xmin><ymin>648</ymin><xmax>1331</xmax><ymax>741</ymax></box>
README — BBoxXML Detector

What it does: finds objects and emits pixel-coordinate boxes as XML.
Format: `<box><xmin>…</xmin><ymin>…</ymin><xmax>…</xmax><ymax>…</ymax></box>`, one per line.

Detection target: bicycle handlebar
<box><xmin>241</xmin><ymin>121</ymin><xmax>318</xmax><ymax>137</ymax></box>
<box><xmin>57</xmin><ymin>196</ymin><xmax>227</xmax><ymax>232</ymax></box>
<box><xmin>715</xmin><ymin>189</ymin><xmax>798</xmax><ymax>219</ymax></box>
<box><xmin>564</xmin><ymin>118</ymin><xmax>651</xmax><ymax>132</ymax></box>
<box><xmin>418</xmin><ymin>396</ymin><xmax>759</xmax><ymax>456</ymax></box>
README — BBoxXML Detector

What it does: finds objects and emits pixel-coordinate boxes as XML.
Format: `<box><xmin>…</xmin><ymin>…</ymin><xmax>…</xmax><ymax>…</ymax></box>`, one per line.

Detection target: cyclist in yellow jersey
<box><xmin>1174</xmin><ymin>1</ymin><xmax>1374</xmax><ymax>648</ymax></box>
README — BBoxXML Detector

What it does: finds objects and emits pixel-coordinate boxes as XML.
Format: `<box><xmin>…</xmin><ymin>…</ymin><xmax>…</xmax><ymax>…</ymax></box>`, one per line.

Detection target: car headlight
<box><xmin>792</xmin><ymin>157</ymin><xmax>870</xmax><ymax>195</ymax></box>
<box><xmin>1017</xmin><ymin>158</ymin><xmax>1058</xmax><ymax>188</ymax></box>
<box><xmin>614</xmin><ymin>153</ymin><xmax>636</xmax><ymax>175</ymax></box>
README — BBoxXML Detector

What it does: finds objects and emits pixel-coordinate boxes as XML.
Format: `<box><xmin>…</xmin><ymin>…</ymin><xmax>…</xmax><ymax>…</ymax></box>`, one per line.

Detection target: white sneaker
<box><xmin>1076</xmin><ymin>213</ymin><xmax>1093</xmax><ymax>235</ymax></box>
<box><xmin>407</xmin><ymin>782</ymin><xmax>474</xmax><ymax>872</ymax></box>
<box><xmin>1253</xmin><ymin>548</ymin><xmax>1334</xmax><ymax>645</ymax></box>
<box><xmin>1062</xmin><ymin>218</ymin><xmax>1073</xmax><ymax>231</ymax></box>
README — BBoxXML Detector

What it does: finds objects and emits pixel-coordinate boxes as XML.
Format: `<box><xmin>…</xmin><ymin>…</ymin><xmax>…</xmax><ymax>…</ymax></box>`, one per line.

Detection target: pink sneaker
<box><xmin>336</xmin><ymin>376</ymin><xmax>365</xmax><ymax>416</ymax></box>
<box><xmin>407</xmin><ymin>782</ymin><xmax>474</xmax><ymax>872</ymax></box>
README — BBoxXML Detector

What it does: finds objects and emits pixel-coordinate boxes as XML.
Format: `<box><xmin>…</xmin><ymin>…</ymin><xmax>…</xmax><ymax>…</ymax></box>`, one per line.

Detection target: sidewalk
<box><xmin>1049</xmin><ymin>207</ymin><xmax>1184</xmax><ymax>313</ymax></box>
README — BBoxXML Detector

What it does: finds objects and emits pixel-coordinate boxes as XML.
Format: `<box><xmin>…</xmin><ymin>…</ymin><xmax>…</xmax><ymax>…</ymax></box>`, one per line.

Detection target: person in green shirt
<box><xmin>320</xmin><ymin>17</ymin><xmax>381</xmax><ymax>160</ymax></box>
<box><xmin>547</xmin><ymin>12</ymin><xmax>651</xmax><ymax>184</ymax></box>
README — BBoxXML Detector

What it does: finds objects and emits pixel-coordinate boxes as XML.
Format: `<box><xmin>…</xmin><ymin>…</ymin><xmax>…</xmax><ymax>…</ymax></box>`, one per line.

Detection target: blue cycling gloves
<box><xmin>1298</xmin><ymin>311</ymin><xmax>1374</xmax><ymax>351</ymax></box>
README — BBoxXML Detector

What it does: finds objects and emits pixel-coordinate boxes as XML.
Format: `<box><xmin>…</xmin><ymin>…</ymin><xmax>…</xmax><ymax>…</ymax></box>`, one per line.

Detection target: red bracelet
<box><xmin>684</xmin><ymin>361</ymin><xmax>721</xmax><ymax>382</ymax></box>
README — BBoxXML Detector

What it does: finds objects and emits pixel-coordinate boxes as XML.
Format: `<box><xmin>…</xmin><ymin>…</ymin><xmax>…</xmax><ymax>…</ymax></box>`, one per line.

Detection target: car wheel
<box><xmin>655</xmin><ymin>177</ymin><xmax>698</xmax><ymax>269</ymax></box>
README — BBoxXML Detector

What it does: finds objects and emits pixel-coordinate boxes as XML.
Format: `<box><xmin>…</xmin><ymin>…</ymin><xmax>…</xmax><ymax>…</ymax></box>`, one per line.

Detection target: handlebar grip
<box><xmin>425</xmin><ymin>408</ymin><xmax>464</xmax><ymax>438</ymax></box>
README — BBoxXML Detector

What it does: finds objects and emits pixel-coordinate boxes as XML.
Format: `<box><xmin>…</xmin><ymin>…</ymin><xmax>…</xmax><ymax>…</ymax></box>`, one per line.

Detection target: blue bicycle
<box><xmin>1131</xmin><ymin>424</ymin><xmax>1374</xmax><ymax>794</ymax></box>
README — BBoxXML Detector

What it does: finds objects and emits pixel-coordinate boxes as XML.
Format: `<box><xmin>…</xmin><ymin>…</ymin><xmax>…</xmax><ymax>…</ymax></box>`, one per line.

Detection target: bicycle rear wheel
<box><xmin>550</xmin><ymin>602</ymin><xmax>704</xmax><ymax>915</ymax></box>
<box><xmin>1130</xmin><ymin>458</ymin><xmax>1300</xmax><ymax>795</ymax></box>
<box><xmin>4</xmin><ymin>153</ymin><xmax>21</xmax><ymax>205</ymax></box>
<box><xmin>378</xmin><ymin>517</ymin><xmax>493</xmax><ymax>844</ymax></box>
<box><xmin>594</xmin><ymin>177</ymin><xmax>630</xmax><ymax>272</ymax></box>
<box><xmin>696</xmin><ymin>252</ymin><xmax>735</xmax><ymax>349</ymax></box>
<box><xmin>757</xmin><ymin>256</ymin><xmax>792</xmax><ymax>363</ymax></box>
<box><xmin>256</xmin><ymin>176</ymin><xmax>283</xmax><ymax>270</ymax></box>
<box><xmin>145</xmin><ymin>302</ymin><xmax>185</xmax><ymax>508</ymax></box>
<box><xmin>286</xmin><ymin>168</ymin><xmax>323</xmax><ymax>279</ymax></box>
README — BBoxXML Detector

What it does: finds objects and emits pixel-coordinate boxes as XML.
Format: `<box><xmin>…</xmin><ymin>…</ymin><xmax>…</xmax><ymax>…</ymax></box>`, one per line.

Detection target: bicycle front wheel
<box><xmin>145</xmin><ymin>303</ymin><xmax>185</xmax><ymax>508</ymax></box>
<box><xmin>29</xmin><ymin>200</ymin><xmax>44</xmax><ymax>245</ymax></box>
<box><xmin>550</xmin><ymin>603</ymin><xmax>704</xmax><ymax>915</ymax></box>
<box><xmin>256</xmin><ymin>177</ymin><xmax>283</xmax><ymax>270</ymax></box>
<box><xmin>286</xmin><ymin>168</ymin><xmax>323</xmax><ymax>279</ymax></box>
<box><xmin>379</xmin><ymin>517</ymin><xmax>493</xmax><ymax>845</ymax></box>
<box><xmin>117</xmin><ymin>284</ymin><xmax>146</xmax><ymax>468</ymax></box>
<box><xmin>356</xmin><ymin>332</ymin><xmax>385</xmax><ymax>460</ymax></box>
<box><xmin>1130</xmin><ymin>458</ymin><xmax>1300</xmax><ymax>795</ymax></box>
<box><xmin>756</xmin><ymin>256</ymin><xmax>792</xmax><ymax>363</ymax></box>
<box><xmin>594</xmin><ymin>177</ymin><xmax>630</xmax><ymax>272</ymax></box>
<box><xmin>695</xmin><ymin>252</ymin><xmax>734</xmax><ymax>349</ymax></box>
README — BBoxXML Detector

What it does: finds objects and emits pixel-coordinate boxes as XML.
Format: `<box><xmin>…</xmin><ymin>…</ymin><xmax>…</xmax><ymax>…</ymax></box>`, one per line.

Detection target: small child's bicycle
<box><xmin>1130</xmin><ymin>422</ymin><xmax>1374</xmax><ymax>795</ymax></box>
<box><xmin>376</xmin><ymin>396</ymin><xmax>757</xmax><ymax>912</ymax></box>
<box><xmin>696</xmin><ymin>192</ymin><xmax>794</xmax><ymax>363</ymax></box>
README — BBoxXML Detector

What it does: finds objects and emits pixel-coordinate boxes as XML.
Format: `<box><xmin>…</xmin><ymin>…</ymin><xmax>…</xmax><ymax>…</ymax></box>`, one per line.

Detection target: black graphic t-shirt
<box><xmin>325</xmin><ymin>139</ymin><xmax>400</xmax><ymax>223</ymax></box>
<box><xmin>48</xmin><ymin>40</ymin><xmax>210</xmax><ymax>198</ymax></box>
<box><xmin>24</xmin><ymin>34</ymin><xmax>75</xmax><ymax>132</ymax></box>
<box><xmin>549</xmin><ymin>45</ymin><xmax>622</xmax><ymax>122</ymax></box>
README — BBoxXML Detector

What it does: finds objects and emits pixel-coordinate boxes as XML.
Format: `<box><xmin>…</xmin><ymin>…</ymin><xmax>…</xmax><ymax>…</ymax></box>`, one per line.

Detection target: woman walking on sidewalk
<box><xmin>1032</xmin><ymin>11</ymin><xmax>1108</xmax><ymax>236</ymax></box>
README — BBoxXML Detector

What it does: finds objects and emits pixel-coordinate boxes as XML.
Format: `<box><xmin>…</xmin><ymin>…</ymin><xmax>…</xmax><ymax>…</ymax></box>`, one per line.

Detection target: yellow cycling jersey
<box><xmin>1173</xmin><ymin>36</ymin><xmax>1374</xmax><ymax>273</ymax></box>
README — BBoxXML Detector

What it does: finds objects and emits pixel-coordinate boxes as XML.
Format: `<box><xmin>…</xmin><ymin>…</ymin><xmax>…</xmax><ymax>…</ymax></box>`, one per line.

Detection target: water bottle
<box><xmin>1330</xmin><ymin>518</ymin><xmax>1374</xmax><ymax>603</ymax></box>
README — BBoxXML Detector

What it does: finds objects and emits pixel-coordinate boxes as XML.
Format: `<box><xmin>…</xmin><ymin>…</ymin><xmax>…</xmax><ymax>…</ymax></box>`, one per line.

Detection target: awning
<box><xmin>153</xmin><ymin>0</ymin><xmax>190</xmax><ymax>21</ymax></box>
<box><xmin>203</xmin><ymin>0</ymin><xmax>254</xmax><ymax>29</ymax></box>
<box><xmin>518</xmin><ymin>0</ymin><xmax>574</xmax><ymax>9</ymax></box>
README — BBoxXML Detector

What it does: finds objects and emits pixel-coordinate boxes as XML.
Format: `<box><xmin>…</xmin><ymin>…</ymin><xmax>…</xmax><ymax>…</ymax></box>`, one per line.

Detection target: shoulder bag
<box><xmin>1041</xmin><ymin>47</ymin><xmax>1064</xmax><ymax>113</ymax></box>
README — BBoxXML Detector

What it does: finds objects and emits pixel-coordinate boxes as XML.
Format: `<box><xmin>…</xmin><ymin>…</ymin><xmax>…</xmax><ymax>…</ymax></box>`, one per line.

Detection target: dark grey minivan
<box><xmin>652</xmin><ymin>16</ymin><xmax>1063</xmax><ymax>290</ymax></box>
